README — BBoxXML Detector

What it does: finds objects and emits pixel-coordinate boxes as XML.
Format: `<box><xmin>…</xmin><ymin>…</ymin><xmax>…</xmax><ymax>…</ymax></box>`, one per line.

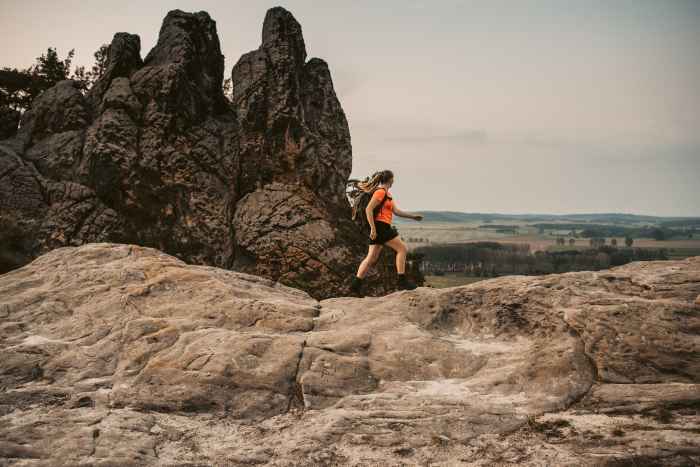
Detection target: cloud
<box><xmin>384</xmin><ymin>129</ymin><xmax>488</xmax><ymax>144</ymax></box>
<box><xmin>350</xmin><ymin>120</ymin><xmax>488</xmax><ymax>146</ymax></box>
<box><xmin>332</xmin><ymin>68</ymin><xmax>364</xmax><ymax>98</ymax></box>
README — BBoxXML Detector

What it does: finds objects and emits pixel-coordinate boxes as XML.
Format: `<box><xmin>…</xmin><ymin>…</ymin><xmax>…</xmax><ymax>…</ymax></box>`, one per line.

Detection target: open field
<box><xmin>400</xmin><ymin>221</ymin><xmax>700</xmax><ymax>259</ymax></box>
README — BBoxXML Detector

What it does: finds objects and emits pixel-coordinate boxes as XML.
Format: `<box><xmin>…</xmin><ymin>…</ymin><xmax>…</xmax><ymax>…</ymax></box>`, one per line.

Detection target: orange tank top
<box><xmin>371</xmin><ymin>188</ymin><xmax>393</xmax><ymax>224</ymax></box>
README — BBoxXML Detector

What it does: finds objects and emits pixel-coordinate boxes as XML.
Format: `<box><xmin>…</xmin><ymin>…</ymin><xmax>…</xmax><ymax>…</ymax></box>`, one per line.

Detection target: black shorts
<box><xmin>370</xmin><ymin>221</ymin><xmax>399</xmax><ymax>245</ymax></box>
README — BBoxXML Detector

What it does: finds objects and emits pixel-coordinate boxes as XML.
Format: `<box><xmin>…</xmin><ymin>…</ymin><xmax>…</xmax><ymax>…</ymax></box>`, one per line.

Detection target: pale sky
<box><xmin>2</xmin><ymin>0</ymin><xmax>699</xmax><ymax>216</ymax></box>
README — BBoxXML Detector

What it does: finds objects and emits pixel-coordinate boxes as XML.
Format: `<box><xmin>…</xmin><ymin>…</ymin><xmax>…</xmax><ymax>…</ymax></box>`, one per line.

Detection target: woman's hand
<box><xmin>370</xmin><ymin>227</ymin><xmax>377</xmax><ymax>240</ymax></box>
<box><xmin>413</xmin><ymin>214</ymin><xmax>423</xmax><ymax>221</ymax></box>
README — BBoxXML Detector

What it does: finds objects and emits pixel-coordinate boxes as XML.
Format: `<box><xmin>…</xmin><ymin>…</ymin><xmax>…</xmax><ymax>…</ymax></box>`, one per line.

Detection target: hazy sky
<box><xmin>2</xmin><ymin>0</ymin><xmax>699</xmax><ymax>216</ymax></box>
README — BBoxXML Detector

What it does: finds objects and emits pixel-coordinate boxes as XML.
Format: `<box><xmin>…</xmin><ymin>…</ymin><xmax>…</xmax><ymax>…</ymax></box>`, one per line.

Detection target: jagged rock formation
<box><xmin>0</xmin><ymin>106</ymin><xmax>20</xmax><ymax>139</ymax></box>
<box><xmin>1</xmin><ymin>243</ymin><xmax>698</xmax><ymax>466</ymax></box>
<box><xmin>0</xmin><ymin>8</ymin><xmax>421</xmax><ymax>299</ymax></box>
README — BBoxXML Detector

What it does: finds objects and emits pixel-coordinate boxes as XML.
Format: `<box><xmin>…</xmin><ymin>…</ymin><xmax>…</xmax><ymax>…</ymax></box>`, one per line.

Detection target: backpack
<box><xmin>347</xmin><ymin>178</ymin><xmax>389</xmax><ymax>234</ymax></box>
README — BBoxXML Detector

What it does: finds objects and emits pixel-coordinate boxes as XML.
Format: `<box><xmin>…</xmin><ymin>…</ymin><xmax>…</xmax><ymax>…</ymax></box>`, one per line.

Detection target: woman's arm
<box><xmin>392</xmin><ymin>201</ymin><xmax>423</xmax><ymax>220</ymax></box>
<box><xmin>366</xmin><ymin>196</ymin><xmax>380</xmax><ymax>230</ymax></box>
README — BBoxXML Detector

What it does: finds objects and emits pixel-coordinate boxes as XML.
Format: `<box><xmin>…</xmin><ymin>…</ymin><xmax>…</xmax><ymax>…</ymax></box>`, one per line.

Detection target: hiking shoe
<box><xmin>397</xmin><ymin>274</ymin><xmax>417</xmax><ymax>290</ymax></box>
<box><xmin>350</xmin><ymin>276</ymin><xmax>365</xmax><ymax>297</ymax></box>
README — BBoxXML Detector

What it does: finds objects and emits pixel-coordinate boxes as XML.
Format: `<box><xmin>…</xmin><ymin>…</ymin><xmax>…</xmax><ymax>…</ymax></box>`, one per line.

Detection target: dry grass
<box><xmin>402</xmin><ymin>222</ymin><xmax>700</xmax><ymax>258</ymax></box>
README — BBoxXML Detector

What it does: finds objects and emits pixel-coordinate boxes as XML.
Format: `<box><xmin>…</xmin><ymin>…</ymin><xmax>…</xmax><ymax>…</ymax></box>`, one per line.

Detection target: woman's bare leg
<box><xmin>384</xmin><ymin>236</ymin><xmax>408</xmax><ymax>274</ymax></box>
<box><xmin>356</xmin><ymin>245</ymin><xmax>383</xmax><ymax>278</ymax></box>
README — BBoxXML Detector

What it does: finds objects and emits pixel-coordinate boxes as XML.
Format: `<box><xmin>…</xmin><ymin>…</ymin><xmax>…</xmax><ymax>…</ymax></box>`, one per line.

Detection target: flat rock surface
<box><xmin>1</xmin><ymin>243</ymin><xmax>699</xmax><ymax>466</ymax></box>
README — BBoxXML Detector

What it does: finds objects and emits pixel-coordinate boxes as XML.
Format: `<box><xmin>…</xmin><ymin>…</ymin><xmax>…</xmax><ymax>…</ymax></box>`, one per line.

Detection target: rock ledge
<box><xmin>1</xmin><ymin>243</ymin><xmax>698</xmax><ymax>466</ymax></box>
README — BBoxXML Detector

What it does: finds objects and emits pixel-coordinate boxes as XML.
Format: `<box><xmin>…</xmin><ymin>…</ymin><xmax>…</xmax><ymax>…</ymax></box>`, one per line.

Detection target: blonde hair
<box><xmin>357</xmin><ymin>169</ymin><xmax>393</xmax><ymax>193</ymax></box>
<box><xmin>349</xmin><ymin>170</ymin><xmax>394</xmax><ymax>220</ymax></box>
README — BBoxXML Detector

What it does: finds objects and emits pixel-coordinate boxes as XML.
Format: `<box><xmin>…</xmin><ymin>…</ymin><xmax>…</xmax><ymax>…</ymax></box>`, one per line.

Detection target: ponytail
<box><xmin>349</xmin><ymin>169</ymin><xmax>394</xmax><ymax>221</ymax></box>
<box><xmin>357</xmin><ymin>169</ymin><xmax>393</xmax><ymax>193</ymax></box>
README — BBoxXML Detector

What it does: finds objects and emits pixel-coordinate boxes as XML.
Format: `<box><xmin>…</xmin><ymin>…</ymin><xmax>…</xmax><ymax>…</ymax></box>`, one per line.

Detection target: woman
<box><xmin>350</xmin><ymin>170</ymin><xmax>423</xmax><ymax>296</ymax></box>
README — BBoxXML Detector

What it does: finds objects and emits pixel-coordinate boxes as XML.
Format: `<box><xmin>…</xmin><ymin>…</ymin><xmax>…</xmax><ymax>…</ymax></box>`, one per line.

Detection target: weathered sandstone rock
<box><xmin>1</xmin><ymin>243</ymin><xmax>697</xmax><ymax>465</ymax></box>
<box><xmin>0</xmin><ymin>106</ymin><xmax>20</xmax><ymax>139</ymax></box>
<box><xmin>0</xmin><ymin>8</ymin><xmax>419</xmax><ymax>298</ymax></box>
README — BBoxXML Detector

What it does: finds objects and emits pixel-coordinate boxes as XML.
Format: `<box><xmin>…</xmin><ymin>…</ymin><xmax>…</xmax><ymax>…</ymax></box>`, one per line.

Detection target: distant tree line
<box><xmin>660</xmin><ymin>219</ymin><xmax>700</xmax><ymax>228</ymax></box>
<box><xmin>579</xmin><ymin>226</ymin><xmax>672</xmax><ymax>241</ymax></box>
<box><xmin>478</xmin><ymin>224</ymin><xmax>519</xmax><ymax>229</ymax></box>
<box><xmin>534</xmin><ymin>223</ymin><xmax>694</xmax><ymax>240</ymax></box>
<box><xmin>406</xmin><ymin>237</ymin><xmax>431</xmax><ymax>243</ymax></box>
<box><xmin>415</xmin><ymin>242</ymin><xmax>668</xmax><ymax>277</ymax></box>
<box><xmin>478</xmin><ymin>225</ymin><xmax>518</xmax><ymax>234</ymax></box>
